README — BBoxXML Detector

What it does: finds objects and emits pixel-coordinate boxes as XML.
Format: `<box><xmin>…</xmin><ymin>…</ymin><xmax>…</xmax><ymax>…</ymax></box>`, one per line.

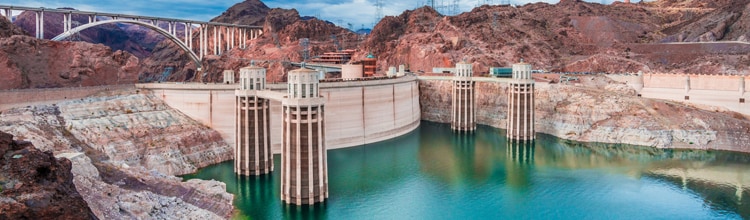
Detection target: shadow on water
<box><xmin>183</xmin><ymin>121</ymin><xmax>750</xmax><ymax>219</ymax></box>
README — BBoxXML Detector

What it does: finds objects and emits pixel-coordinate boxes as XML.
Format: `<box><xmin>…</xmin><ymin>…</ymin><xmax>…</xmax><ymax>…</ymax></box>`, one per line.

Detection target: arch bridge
<box><xmin>0</xmin><ymin>5</ymin><xmax>264</xmax><ymax>70</ymax></box>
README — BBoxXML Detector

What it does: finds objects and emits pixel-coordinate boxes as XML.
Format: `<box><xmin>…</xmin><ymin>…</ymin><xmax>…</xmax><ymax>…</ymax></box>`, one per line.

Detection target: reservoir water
<box><xmin>183</xmin><ymin>121</ymin><xmax>750</xmax><ymax>219</ymax></box>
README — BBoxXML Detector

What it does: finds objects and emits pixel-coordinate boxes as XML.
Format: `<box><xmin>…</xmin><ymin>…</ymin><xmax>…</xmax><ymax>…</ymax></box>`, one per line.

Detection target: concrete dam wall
<box><xmin>137</xmin><ymin>76</ymin><xmax>421</xmax><ymax>152</ymax></box>
<box><xmin>605</xmin><ymin>73</ymin><xmax>750</xmax><ymax>115</ymax></box>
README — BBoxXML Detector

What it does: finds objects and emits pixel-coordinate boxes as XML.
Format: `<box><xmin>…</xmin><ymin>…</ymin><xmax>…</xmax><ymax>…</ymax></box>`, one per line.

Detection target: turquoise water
<box><xmin>183</xmin><ymin>121</ymin><xmax>750</xmax><ymax>219</ymax></box>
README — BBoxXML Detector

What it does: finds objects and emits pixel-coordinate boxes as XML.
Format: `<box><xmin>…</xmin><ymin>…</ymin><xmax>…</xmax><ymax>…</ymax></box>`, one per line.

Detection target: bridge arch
<box><xmin>51</xmin><ymin>19</ymin><xmax>202</xmax><ymax>70</ymax></box>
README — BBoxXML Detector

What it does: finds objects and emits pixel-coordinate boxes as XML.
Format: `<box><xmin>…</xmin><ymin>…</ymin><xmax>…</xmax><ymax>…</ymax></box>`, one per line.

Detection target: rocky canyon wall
<box><xmin>419</xmin><ymin>76</ymin><xmax>750</xmax><ymax>153</ymax></box>
<box><xmin>0</xmin><ymin>88</ymin><xmax>234</xmax><ymax>219</ymax></box>
<box><xmin>0</xmin><ymin>15</ymin><xmax>141</xmax><ymax>90</ymax></box>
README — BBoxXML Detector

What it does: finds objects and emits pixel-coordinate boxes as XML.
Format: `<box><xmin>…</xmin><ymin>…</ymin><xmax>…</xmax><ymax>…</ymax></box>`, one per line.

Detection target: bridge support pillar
<box><xmin>200</xmin><ymin>25</ymin><xmax>205</xmax><ymax>59</ymax></box>
<box><xmin>35</xmin><ymin>11</ymin><xmax>45</xmax><ymax>39</ymax></box>
<box><xmin>184</xmin><ymin>22</ymin><xmax>189</xmax><ymax>47</ymax></box>
<box><xmin>213</xmin><ymin>26</ymin><xmax>218</xmax><ymax>55</ymax></box>
<box><xmin>451</xmin><ymin>61</ymin><xmax>476</xmax><ymax>132</ymax></box>
<box><xmin>62</xmin><ymin>13</ymin><xmax>72</xmax><ymax>32</ymax></box>
<box><xmin>281</xmin><ymin>67</ymin><xmax>328</xmax><ymax>206</ymax></box>
<box><xmin>62</xmin><ymin>13</ymin><xmax>67</xmax><ymax>32</ymax></box>
<box><xmin>507</xmin><ymin>60</ymin><xmax>535</xmax><ymax>141</ymax></box>
<box><xmin>225</xmin><ymin>26</ymin><xmax>230</xmax><ymax>52</ymax></box>
<box><xmin>241</xmin><ymin>28</ymin><xmax>246</xmax><ymax>49</ymax></box>
<box><xmin>187</xmin><ymin>23</ymin><xmax>192</xmax><ymax>50</ymax></box>
<box><xmin>230</xmin><ymin>27</ymin><xmax>235</xmax><ymax>49</ymax></box>
<box><xmin>235</xmin><ymin>65</ymin><xmax>272</xmax><ymax>176</ymax></box>
<box><xmin>172</xmin><ymin>22</ymin><xmax>176</xmax><ymax>36</ymax></box>
<box><xmin>3</xmin><ymin>9</ymin><xmax>10</xmax><ymax>21</ymax></box>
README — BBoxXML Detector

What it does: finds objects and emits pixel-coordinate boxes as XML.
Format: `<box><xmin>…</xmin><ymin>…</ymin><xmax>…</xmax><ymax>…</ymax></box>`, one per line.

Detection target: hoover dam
<box><xmin>2</xmin><ymin>0</ymin><xmax>750</xmax><ymax>219</ymax></box>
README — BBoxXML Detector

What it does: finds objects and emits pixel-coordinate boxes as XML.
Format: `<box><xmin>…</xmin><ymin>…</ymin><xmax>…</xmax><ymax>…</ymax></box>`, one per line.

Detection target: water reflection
<box><xmin>506</xmin><ymin>140</ymin><xmax>534</xmax><ymax>189</ymax></box>
<box><xmin>235</xmin><ymin>175</ymin><xmax>275</xmax><ymax>218</ymax></box>
<box><xmin>282</xmin><ymin>203</ymin><xmax>327</xmax><ymax>220</ymax></box>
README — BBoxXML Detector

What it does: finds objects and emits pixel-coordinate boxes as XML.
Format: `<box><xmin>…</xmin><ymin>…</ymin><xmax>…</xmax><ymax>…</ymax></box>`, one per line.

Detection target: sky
<box><xmin>0</xmin><ymin>0</ymin><xmax>632</xmax><ymax>29</ymax></box>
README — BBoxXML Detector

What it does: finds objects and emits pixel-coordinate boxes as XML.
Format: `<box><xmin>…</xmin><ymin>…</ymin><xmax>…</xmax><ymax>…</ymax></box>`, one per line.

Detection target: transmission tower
<box><xmin>331</xmin><ymin>35</ymin><xmax>342</xmax><ymax>51</ymax></box>
<box><xmin>492</xmin><ymin>12</ymin><xmax>499</xmax><ymax>30</ymax></box>
<box><xmin>476</xmin><ymin>0</ymin><xmax>494</xmax><ymax>7</ymax></box>
<box><xmin>374</xmin><ymin>0</ymin><xmax>384</xmax><ymax>26</ymax></box>
<box><xmin>429</xmin><ymin>0</ymin><xmax>459</xmax><ymax>16</ymax></box>
<box><xmin>299</xmin><ymin>38</ymin><xmax>310</xmax><ymax>61</ymax></box>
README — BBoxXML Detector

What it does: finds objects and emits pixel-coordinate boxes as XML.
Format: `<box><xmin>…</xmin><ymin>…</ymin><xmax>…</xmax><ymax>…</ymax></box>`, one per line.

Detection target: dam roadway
<box><xmin>136</xmin><ymin>75</ymin><xmax>421</xmax><ymax>152</ymax></box>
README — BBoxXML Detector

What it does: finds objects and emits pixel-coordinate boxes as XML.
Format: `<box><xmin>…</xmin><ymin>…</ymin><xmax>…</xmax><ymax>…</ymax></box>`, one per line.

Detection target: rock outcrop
<box><xmin>59</xmin><ymin>94</ymin><xmax>232</xmax><ymax>175</ymax></box>
<box><xmin>658</xmin><ymin>0</ymin><xmax>750</xmax><ymax>42</ymax></box>
<box><xmin>0</xmin><ymin>35</ymin><xmax>140</xmax><ymax>90</ymax></box>
<box><xmin>0</xmin><ymin>131</ymin><xmax>96</xmax><ymax>219</ymax></box>
<box><xmin>0</xmin><ymin>16</ymin><xmax>26</xmax><ymax>38</ymax></box>
<box><xmin>419</xmin><ymin>77</ymin><xmax>750</xmax><ymax>153</ymax></box>
<box><xmin>364</xmin><ymin>0</ymin><xmax>749</xmax><ymax>75</ymax></box>
<box><xmin>210</xmin><ymin>0</ymin><xmax>271</xmax><ymax>26</ymax></box>
<box><xmin>0</xmin><ymin>88</ymin><xmax>234</xmax><ymax>219</ymax></box>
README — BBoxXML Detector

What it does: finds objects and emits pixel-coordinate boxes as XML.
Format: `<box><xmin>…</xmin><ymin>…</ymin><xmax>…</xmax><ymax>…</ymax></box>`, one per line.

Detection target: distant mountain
<box><xmin>210</xmin><ymin>0</ymin><xmax>271</xmax><ymax>26</ymax></box>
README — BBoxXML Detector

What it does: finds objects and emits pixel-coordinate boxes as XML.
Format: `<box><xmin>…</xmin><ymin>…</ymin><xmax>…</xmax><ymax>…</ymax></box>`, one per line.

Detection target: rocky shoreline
<box><xmin>419</xmin><ymin>75</ymin><xmax>750</xmax><ymax>153</ymax></box>
<box><xmin>0</xmin><ymin>88</ymin><xmax>234</xmax><ymax>219</ymax></box>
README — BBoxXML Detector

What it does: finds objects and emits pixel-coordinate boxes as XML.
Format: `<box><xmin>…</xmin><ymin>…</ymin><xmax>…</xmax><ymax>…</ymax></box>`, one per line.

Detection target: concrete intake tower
<box><xmin>506</xmin><ymin>60</ymin><xmax>535</xmax><ymax>140</ymax></box>
<box><xmin>451</xmin><ymin>61</ymin><xmax>476</xmax><ymax>131</ymax></box>
<box><xmin>281</xmin><ymin>67</ymin><xmax>328</xmax><ymax>205</ymax></box>
<box><xmin>235</xmin><ymin>65</ymin><xmax>272</xmax><ymax>175</ymax></box>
